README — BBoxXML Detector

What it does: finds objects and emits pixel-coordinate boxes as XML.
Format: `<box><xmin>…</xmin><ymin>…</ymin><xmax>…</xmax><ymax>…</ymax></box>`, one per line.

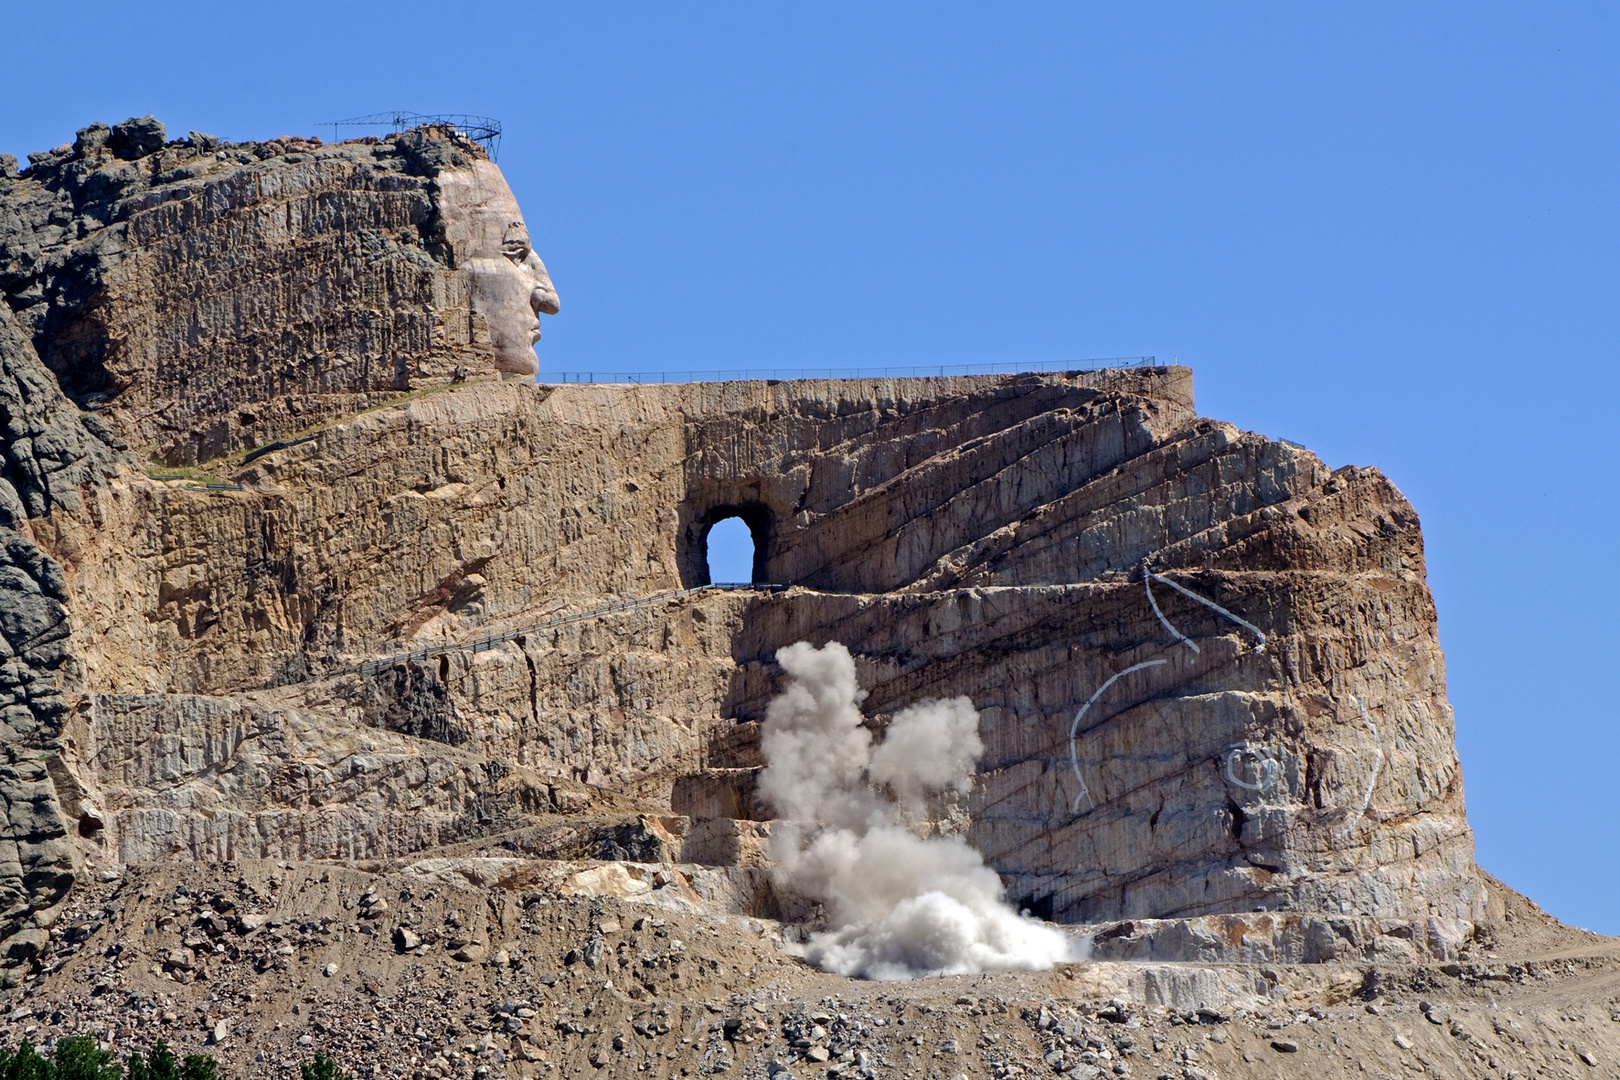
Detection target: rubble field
<box><xmin>9</xmin><ymin>858</ymin><xmax>1617</xmax><ymax>1080</ymax></box>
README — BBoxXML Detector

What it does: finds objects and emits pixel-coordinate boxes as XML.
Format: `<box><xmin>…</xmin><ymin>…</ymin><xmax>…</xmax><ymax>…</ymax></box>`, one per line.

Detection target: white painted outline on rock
<box><xmin>1144</xmin><ymin>570</ymin><xmax>1199</xmax><ymax>654</ymax></box>
<box><xmin>1223</xmin><ymin>742</ymin><xmax>1280</xmax><ymax>792</ymax></box>
<box><xmin>1145</xmin><ymin>568</ymin><xmax>1267</xmax><ymax>654</ymax></box>
<box><xmin>1069</xmin><ymin>659</ymin><xmax>1168</xmax><ymax>813</ymax></box>
<box><xmin>1069</xmin><ymin>566</ymin><xmax>1270</xmax><ymax>817</ymax></box>
<box><xmin>1336</xmin><ymin>695</ymin><xmax>1384</xmax><ymax>839</ymax></box>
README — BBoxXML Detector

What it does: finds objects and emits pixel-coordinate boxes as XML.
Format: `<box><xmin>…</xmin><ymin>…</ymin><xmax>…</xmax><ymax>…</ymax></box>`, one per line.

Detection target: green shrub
<box><xmin>0</xmin><ymin>1038</ymin><xmax>264</xmax><ymax>1080</ymax></box>
<box><xmin>124</xmin><ymin>1041</ymin><xmax>229</xmax><ymax>1080</ymax></box>
<box><xmin>298</xmin><ymin>1054</ymin><xmax>349</xmax><ymax>1080</ymax></box>
<box><xmin>176</xmin><ymin>1054</ymin><xmax>224</xmax><ymax>1080</ymax></box>
<box><xmin>123</xmin><ymin>1041</ymin><xmax>172</xmax><ymax>1080</ymax></box>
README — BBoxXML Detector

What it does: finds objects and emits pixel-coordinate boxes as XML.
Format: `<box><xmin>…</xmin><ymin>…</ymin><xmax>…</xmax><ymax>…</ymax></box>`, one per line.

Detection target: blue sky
<box><xmin>4</xmin><ymin>2</ymin><xmax>1616</xmax><ymax>933</ymax></box>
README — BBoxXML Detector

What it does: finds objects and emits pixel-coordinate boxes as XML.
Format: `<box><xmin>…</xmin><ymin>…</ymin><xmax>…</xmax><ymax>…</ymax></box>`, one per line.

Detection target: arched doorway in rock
<box><xmin>686</xmin><ymin>504</ymin><xmax>771</xmax><ymax>586</ymax></box>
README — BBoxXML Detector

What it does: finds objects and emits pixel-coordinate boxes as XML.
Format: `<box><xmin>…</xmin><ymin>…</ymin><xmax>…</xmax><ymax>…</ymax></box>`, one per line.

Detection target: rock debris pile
<box><xmin>6</xmin><ymin>861</ymin><xmax>1617</xmax><ymax>1080</ymax></box>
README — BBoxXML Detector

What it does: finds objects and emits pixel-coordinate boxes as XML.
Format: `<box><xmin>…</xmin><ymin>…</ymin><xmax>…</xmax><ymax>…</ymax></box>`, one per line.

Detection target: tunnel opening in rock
<box><xmin>706</xmin><ymin>516</ymin><xmax>757</xmax><ymax>584</ymax></box>
<box><xmin>687</xmin><ymin>504</ymin><xmax>771</xmax><ymax>586</ymax></box>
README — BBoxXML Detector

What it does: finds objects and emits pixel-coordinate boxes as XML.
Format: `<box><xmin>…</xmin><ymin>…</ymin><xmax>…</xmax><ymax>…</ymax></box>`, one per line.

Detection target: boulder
<box><xmin>109</xmin><ymin>115</ymin><xmax>165</xmax><ymax>159</ymax></box>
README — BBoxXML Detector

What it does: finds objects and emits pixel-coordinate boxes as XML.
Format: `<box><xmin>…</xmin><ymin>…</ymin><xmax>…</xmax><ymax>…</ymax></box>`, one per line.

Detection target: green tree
<box><xmin>125</xmin><ymin>1043</ymin><xmax>226</xmax><ymax>1080</ymax></box>
<box><xmin>0</xmin><ymin>1041</ymin><xmax>54</xmax><ymax>1080</ymax></box>
<box><xmin>50</xmin><ymin>1037</ymin><xmax>120</xmax><ymax>1080</ymax></box>
<box><xmin>175</xmin><ymin>1055</ymin><xmax>222</xmax><ymax>1080</ymax></box>
<box><xmin>298</xmin><ymin>1054</ymin><xmax>349</xmax><ymax>1080</ymax></box>
<box><xmin>125</xmin><ymin>1041</ymin><xmax>176</xmax><ymax>1080</ymax></box>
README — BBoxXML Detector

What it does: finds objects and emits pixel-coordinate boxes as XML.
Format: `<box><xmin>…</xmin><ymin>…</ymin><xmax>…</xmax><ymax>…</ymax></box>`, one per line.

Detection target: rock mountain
<box><xmin>0</xmin><ymin>117</ymin><xmax>1602</xmax><ymax>1080</ymax></box>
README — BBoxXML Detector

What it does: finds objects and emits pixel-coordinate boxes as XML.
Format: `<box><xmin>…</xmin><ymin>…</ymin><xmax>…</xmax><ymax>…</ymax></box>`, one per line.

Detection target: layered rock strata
<box><xmin>0</xmin><ymin>118</ymin><xmax>1487</xmax><ymax>982</ymax></box>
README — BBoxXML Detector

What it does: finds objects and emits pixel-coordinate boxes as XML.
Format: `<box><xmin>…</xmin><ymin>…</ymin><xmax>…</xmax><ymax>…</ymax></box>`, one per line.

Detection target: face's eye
<box><xmin>502</xmin><ymin>221</ymin><xmax>532</xmax><ymax>262</ymax></box>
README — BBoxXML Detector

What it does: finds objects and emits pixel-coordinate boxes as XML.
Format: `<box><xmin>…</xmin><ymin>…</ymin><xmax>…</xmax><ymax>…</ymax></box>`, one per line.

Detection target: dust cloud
<box><xmin>757</xmin><ymin>641</ymin><xmax>1076</xmax><ymax>980</ymax></box>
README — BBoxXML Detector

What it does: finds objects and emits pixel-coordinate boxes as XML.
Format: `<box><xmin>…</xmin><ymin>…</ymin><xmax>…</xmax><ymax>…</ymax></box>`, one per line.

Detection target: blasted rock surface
<box><xmin>47</xmin><ymin>373</ymin><xmax>1482</xmax><ymax>941</ymax></box>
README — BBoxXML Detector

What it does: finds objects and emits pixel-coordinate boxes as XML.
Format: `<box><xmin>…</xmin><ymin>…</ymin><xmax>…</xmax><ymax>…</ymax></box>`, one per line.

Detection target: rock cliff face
<box><xmin>0</xmin><ymin>119</ymin><xmax>1487</xmax><ymax>985</ymax></box>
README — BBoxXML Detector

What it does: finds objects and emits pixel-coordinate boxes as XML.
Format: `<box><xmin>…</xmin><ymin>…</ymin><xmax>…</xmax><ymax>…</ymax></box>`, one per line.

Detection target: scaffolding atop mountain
<box><xmin>321</xmin><ymin>112</ymin><xmax>502</xmax><ymax>159</ymax></box>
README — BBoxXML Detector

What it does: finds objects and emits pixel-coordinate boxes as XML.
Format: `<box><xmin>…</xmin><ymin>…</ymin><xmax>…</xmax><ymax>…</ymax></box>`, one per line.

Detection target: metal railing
<box><xmin>144</xmin><ymin>472</ymin><xmax>244</xmax><ymax>492</ymax></box>
<box><xmin>536</xmin><ymin>357</ymin><xmax>1157</xmax><ymax>385</ymax></box>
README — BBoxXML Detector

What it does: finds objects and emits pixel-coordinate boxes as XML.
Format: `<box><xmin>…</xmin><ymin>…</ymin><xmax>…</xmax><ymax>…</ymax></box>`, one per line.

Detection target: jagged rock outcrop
<box><xmin>0</xmin><ymin>530</ymin><xmax>82</xmax><ymax>972</ymax></box>
<box><xmin>0</xmin><ymin>270</ymin><xmax>129</xmax><ymax>979</ymax></box>
<box><xmin>0</xmin><ymin>304</ymin><xmax>125</xmax><ymax>524</ymax></box>
<box><xmin>0</xmin><ymin>118</ymin><xmax>1490</xmax><ymax>984</ymax></box>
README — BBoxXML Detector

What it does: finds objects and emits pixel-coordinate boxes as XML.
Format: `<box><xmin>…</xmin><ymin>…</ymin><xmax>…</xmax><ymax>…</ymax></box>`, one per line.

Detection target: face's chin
<box><xmin>492</xmin><ymin>339</ymin><xmax>539</xmax><ymax>376</ymax></box>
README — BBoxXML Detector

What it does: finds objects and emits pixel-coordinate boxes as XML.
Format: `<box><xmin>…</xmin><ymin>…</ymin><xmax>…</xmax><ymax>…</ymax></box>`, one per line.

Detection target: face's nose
<box><xmin>525</xmin><ymin>251</ymin><xmax>561</xmax><ymax>315</ymax></box>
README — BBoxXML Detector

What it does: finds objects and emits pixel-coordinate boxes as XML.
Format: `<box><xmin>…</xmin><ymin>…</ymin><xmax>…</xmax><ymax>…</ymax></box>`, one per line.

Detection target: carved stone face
<box><xmin>436</xmin><ymin>161</ymin><xmax>561</xmax><ymax>376</ymax></box>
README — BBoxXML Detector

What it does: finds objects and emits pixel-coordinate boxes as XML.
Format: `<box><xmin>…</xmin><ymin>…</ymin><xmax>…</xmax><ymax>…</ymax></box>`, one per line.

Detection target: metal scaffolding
<box><xmin>321</xmin><ymin>112</ymin><xmax>503</xmax><ymax>159</ymax></box>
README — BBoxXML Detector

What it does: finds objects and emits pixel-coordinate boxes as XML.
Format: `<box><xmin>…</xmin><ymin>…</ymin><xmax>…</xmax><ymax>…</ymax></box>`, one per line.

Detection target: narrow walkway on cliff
<box><xmin>535</xmin><ymin>356</ymin><xmax>1156</xmax><ymax>384</ymax></box>
<box><xmin>304</xmin><ymin>581</ymin><xmax>785</xmax><ymax>686</ymax></box>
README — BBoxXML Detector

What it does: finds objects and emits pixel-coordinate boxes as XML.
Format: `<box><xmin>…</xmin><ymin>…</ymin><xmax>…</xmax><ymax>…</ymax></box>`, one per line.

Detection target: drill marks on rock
<box><xmin>1068</xmin><ymin>568</ymin><xmax>1269</xmax><ymax>817</ymax></box>
<box><xmin>1335</xmin><ymin>696</ymin><xmax>1384</xmax><ymax>840</ymax></box>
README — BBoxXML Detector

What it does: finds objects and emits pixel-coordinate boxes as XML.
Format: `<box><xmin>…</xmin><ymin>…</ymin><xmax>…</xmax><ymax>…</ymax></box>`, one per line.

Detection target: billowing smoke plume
<box><xmin>757</xmin><ymin>641</ymin><xmax>1075</xmax><ymax>980</ymax></box>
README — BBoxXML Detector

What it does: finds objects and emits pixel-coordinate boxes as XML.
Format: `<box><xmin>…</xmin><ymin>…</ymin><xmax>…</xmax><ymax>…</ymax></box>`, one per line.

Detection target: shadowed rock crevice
<box><xmin>363</xmin><ymin>664</ymin><xmax>469</xmax><ymax>746</ymax></box>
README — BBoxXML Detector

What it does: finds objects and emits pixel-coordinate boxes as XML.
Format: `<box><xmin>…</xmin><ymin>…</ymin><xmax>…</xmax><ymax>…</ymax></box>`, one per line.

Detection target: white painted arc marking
<box><xmin>1143</xmin><ymin>569</ymin><xmax>1199</xmax><ymax>654</ymax></box>
<box><xmin>1337</xmin><ymin>695</ymin><xmax>1385</xmax><ymax>839</ymax></box>
<box><xmin>1069</xmin><ymin>659</ymin><xmax>1169</xmax><ymax>813</ymax></box>
<box><xmin>1147</xmin><ymin>571</ymin><xmax>1267</xmax><ymax>653</ymax></box>
<box><xmin>1069</xmin><ymin>564</ymin><xmax>1269</xmax><ymax>817</ymax></box>
<box><xmin>1224</xmin><ymin>744</ymin><xmax>1279</xmax><ymax>792</ymax></box>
